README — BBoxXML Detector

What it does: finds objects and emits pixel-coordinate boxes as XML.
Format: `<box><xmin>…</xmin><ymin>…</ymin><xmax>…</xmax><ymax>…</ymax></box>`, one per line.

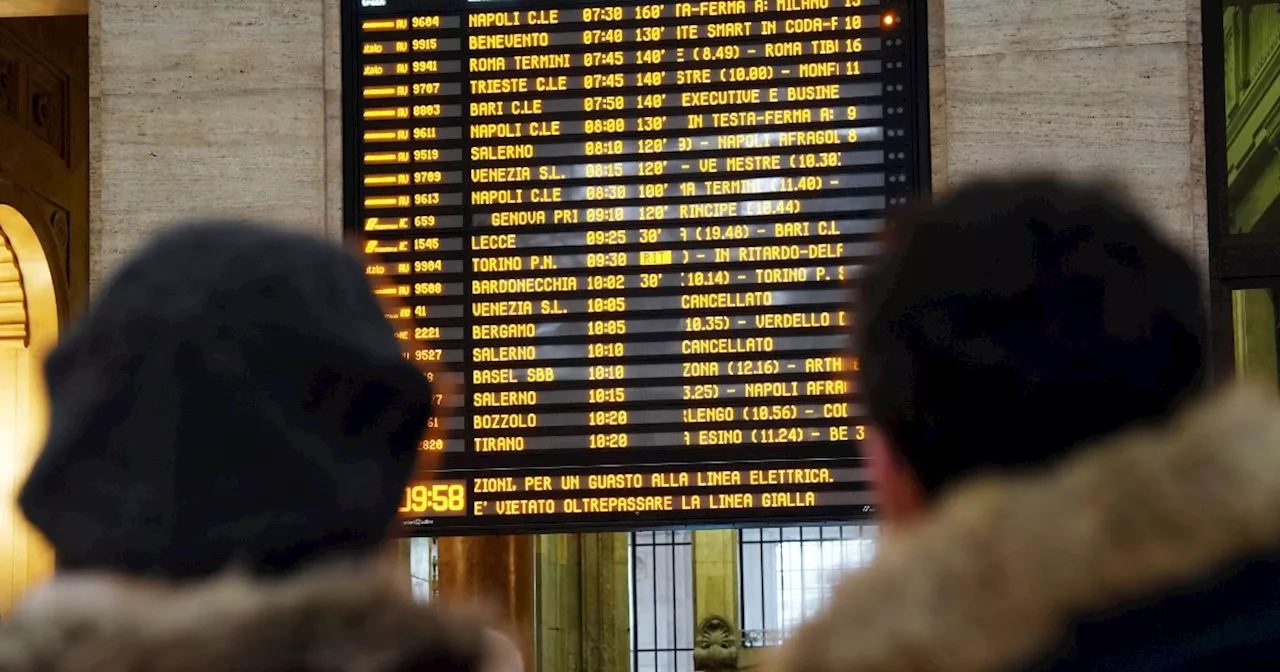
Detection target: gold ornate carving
<box><xmin>0</xmin><ymin>174</ymin><xmax>72</xmax><ymax>290</ymax></box>
<box><xmin>0</xmin><ymin>27</ymin><xmax>70</xmax><ymax>162</ymax></box>
<box><xmin>48</xmin><ymin>207</ymin><xmax>68</xmax><ymax>273</ymax></box>
<box><xmin>0</xmin><ymin>226</ymin><xmax>28</xmax><ymax>347</ymax></box>
<box><xmin>26</xmin><ymin>62</ymin><xmax>66</xmax><ymax>160</ymax></box>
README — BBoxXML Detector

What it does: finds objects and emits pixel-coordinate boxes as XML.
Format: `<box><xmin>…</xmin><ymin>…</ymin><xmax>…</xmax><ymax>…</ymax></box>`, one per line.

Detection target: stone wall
<box><xmin>89</xmin><ymin>0</ymin><xmax>338</xmax><ymax>291</ymax></box>
<box><xmin>89</xmin><ymin>0</ymin><xmax>1208</xmax><ymax>283</ymax></box>
<box><xmin>928</xmin><ymin>0</ymin><xmax>1207</xmax><ymax>270</ymax></box>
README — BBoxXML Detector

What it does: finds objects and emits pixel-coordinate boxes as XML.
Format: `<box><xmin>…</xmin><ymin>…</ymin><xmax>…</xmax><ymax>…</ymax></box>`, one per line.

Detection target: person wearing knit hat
<box><xmin>0</xmin><ymin>220</ymin><xmax>497</xmax><ymax>672</ymax></box>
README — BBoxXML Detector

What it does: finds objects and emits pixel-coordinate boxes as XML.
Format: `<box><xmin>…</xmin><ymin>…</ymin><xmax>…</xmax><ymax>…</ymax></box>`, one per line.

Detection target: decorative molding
<box><xmin>48</xmin><ymin>207</ymin><xmax>68</xmax><ymax>274</ymax></box>
<box><xmin>0</xmin><ymin>0</ymin><xmax>88</xmax><ymax>18</ymax></box>
<box><xmin>26</xmin><ymin>56</ymin><xmax>68</xmax><ymax>161</ymax></box>
<box><xmin>0</xmin><ymin>25</ymin><xmax>72</xmax><ymax>164</ymax></box>
<box><xmin>0</xmin><ymin>226</ymin><xmax>29</xmax><ymax>348</ymax></box>
<box><xmin>0</xmin><ymin>171</ymin><xmax>72</xmax><ymax>291</ymax></box>
<box><xmin>31</xmin><ymin>91</ymin><xmax>49</xmax><ymax>126</ymax></box>
<box><xmin>693</xmin><ymin>615</ymin><xmax>740</xmax><ymax>672</ymax></box>
<box><xmin>0</xmin><ymin>52</ymin><xmax>15</xmax><ymax>119</ymax></box>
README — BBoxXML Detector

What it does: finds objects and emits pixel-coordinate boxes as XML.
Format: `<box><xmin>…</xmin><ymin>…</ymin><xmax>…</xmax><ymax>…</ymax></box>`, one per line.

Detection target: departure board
<box><xmin>341</xmin><ymin>0</ymin><xmax>928</xmax><ymax>535</ymax></box>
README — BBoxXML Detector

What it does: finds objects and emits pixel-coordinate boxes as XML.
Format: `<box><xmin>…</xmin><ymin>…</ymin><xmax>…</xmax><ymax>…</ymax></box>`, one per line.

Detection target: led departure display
<box><xmin>342</xmin><ymin>0</ymin><xmax>928</xmax><ymax>535</ymax></box>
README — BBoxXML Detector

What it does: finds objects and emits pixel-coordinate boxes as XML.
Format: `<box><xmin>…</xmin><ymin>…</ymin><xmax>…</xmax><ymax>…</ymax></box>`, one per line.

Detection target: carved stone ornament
<box><xmin>693</xmin><ymin>615</ymin><xmax>740</xmax><ymax>672</ymax></box>
<box><xmin>25</xmin><ymin>54</ymin><xmax>68</xmax><ymax>160</ymax></box>
<box><xmin>0</xmin><ymin>58</ymin><xmax>14</xmax><ymax>118</ymax></box>
<box><xmin>27</xmin><ymin>84</ymin><xmax>64</xmax><ymax>157</ymax></box>
<box><xmin>49</xmin><ymin>208</ymin><xmax>69</xmax><ymax>276</ymax></box>
<box><xmin>30</xmin><ymin>91</ymin><xmax>49</xmax><ymax>127</ymax></box>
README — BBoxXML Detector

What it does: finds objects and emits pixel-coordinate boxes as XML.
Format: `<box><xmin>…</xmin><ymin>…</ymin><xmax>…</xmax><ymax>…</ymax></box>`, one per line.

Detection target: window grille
<box><xmin>739</xmin><ymin>524</ymin><xmax>879</xmax><ymax>647</ymax></box>
<box><xmin>630</xmin><ymin>530</ymin><xmax>694</xmax><ymax>672</ymax></box>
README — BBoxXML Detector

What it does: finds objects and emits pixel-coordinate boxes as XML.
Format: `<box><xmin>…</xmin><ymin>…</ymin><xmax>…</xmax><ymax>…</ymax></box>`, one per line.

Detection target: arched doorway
<box><xmin>0</xmin><ymin>203</ymin><xmax>61</xmax><ymax>613</ymax></box>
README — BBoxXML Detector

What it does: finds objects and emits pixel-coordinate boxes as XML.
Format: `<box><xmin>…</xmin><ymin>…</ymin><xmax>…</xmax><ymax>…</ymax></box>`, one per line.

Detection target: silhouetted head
<box><xmin>20</xmin><ymin>220</ymin><xmax>433</xmax><ymax>580</ymax></box>
<box><xmin>858</xmin><ymin>176</ymin><xmax>1206</xmax><ymax>520</ymax></box>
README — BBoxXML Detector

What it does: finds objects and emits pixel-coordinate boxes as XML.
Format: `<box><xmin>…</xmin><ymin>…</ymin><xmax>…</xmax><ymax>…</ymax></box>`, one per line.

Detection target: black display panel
<box><xmin>341</xmin><ymin>0</ymin><xmax>929</xmax><ymax>535</ymax></box>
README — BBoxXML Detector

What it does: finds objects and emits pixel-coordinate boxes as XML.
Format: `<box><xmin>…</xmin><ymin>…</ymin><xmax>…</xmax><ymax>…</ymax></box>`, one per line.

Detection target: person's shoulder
<box><xmin>1033</xmin><ymin>552</ymin><xmax>1280</xmax><ymax>670</ymax></box>
<box><xmin>768</xmin><ymin>385</ymin><xmax>1280</xmax><ymax>672</ymax></box>
<box><xmin>0</xmin><ymin>562</ymin><xmax>491</xmax><ymax>672</ymax></box>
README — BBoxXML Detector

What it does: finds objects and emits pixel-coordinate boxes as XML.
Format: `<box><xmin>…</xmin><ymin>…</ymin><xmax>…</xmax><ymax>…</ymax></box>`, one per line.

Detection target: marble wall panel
<box><xmin>944</xmin><ymin>43</ymin><xmax>1195</xmax><ymax>252</ymax></box>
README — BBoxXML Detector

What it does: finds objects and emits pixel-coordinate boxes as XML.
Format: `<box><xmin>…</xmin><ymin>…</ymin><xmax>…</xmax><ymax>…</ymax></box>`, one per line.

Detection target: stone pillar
<box><xmin>579</xmin><ymin>533</ymin><xmax>631</xmax><ymax>672</ymax></box>
<box><xmin>692</xmin><ymin>530</ymin><xmax>740</xmax><ymax>672</ymax></box>
<box><xmin>537</xmin><ymin>533</ymin><xmax>630</xmax><ymax>672</ymax></box>
<box><xmin>692</xmin><ymin>530</ymin><xmax>738</xmax><ymax>624</ymax></box>
<box><xmin>437</xmin><ymin>536</ymin><xmax>536</xmax><ymax>668</ymax></box>
<box><xmin>537</xmin><ymin>534</ymin><xmax>582</xmax><ymax>672</ymax></box>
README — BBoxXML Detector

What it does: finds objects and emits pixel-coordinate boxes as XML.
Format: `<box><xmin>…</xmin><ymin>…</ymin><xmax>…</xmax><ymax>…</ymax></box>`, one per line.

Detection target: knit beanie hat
<box><xmin>18</xmin><ymin>220</ymin><xmax>432</xmax><ymax>579</ymax></box>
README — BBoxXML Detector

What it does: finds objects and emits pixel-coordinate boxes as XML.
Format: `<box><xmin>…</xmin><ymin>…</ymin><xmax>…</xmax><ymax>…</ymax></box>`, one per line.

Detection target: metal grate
<box><xmin>630</xmin><ymin>530</ymin><xmax>695</xmax><ymax>672</ymax></box>
<box><xmin>739</xmin><ymin>524</ymin><xmax>879</xmax><ymax>647</ymax></box>
<box><xmin>408</xmin><ymin>536</ymin><xmax>439</xmax><ymax>603</ymax></box>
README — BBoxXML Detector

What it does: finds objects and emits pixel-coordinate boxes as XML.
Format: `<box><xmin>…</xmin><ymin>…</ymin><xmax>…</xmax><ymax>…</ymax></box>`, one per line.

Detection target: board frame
<box><xmin>340</xmin><ymin>0</ymin><xmax>932</xmax><ymax>536</ymax></box>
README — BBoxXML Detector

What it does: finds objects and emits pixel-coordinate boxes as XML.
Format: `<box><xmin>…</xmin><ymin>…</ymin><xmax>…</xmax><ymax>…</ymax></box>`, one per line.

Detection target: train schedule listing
<box><xmin>343</xmin><ymin>0</ymin><xmax>925</xmax><ymax>534</ymax></box>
